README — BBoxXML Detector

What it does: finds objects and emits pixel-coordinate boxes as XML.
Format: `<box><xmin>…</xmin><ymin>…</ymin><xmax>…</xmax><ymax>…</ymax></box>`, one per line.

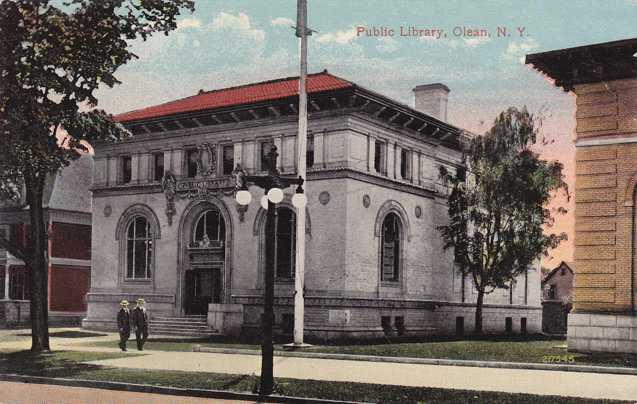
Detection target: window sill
<box><xmin>275</xmin><ymin>278</ymin><xmax>295</xmax><ymax>284</ymax></box>
<box><xmin>123</xmin><ymin>278</ymin><xmax>152</xmax><ymax>283</ymax></box>
<box><xmin>380</xmin><ymin>281</ymin><xmax>401</xmax><ymax>287</ymax></box>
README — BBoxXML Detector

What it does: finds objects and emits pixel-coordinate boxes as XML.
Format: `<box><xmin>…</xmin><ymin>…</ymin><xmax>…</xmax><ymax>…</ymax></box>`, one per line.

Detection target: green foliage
<box><xmin>0</xmin><ymin>0</ymin><xmax>194</xmax><ymax>351</ymax></box>
<box><xmin>438</xmin><ymin>107</ymin><xmax>568</xmax><ymax>295</ymax></box>
<box><xmin>0</xmin><ymin>0</ymin><xmax>194</xmax><ymax>200</ymax></box>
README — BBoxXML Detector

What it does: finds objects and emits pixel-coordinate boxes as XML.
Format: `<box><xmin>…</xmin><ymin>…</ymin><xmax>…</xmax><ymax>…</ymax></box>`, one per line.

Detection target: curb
<box><xmin>193</xmin><ymin>345</ymin><xmax>637</xmax><ymax>376</ymax></box>
<box><xmin>0</xmin><ymin>374</ymin><xmax>366</xmax><ymax>404</ymax></box>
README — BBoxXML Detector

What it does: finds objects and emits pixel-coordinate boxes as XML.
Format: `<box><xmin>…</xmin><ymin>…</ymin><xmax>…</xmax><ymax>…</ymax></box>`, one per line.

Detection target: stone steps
<box><xmin>149</xmin><ymin>315</ymin><xmax>218</xmax><ymax>337</ymax></box>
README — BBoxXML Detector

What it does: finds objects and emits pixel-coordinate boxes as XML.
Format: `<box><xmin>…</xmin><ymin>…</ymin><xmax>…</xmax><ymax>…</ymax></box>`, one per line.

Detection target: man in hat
<box><xmin>117</xmin><ymin>300</ymin><xmax>131</xmax><ymax>351</ymax></box>
<box><xmin>132</xmin><ymin>298</ymin><xmax>149</xmax><ymax>351</ymax></box>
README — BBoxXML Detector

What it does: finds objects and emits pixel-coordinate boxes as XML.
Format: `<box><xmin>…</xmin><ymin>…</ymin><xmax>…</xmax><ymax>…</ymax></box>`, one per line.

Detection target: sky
<box><xmin>94</xmin><ymin>0</ymin><xmax>637</xmax><ymax>269</ymax></box>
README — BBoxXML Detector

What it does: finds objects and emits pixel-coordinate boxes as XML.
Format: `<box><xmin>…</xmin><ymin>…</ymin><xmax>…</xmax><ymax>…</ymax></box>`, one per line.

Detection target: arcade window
<box><xmin>381</xmin><ymin>213</ymin><xmax>402</xmax><ymax>282</ymax></box>
<box><xmin>222</xmin><ymin>145</ymin><xmax>234</xmax><ymax>175</ymax></box>
<box><xmin>193</xmin><ymin>210</ymin><xmax>226</xmax><ymax>247</ymax></box>
<box><xmin>400</xmin><ymin>149</ymin><xmax>411</xmax><ymax>180</ymax></box>
<box><xmin>121</xmin><ymin>156</ymin><xmax>132</xmax><ymax>184</ymax></box>
<box><xmin>260</xmin><ymin>141</ymin><xmax>275</xmax><ymax>171</ymax></box>
<box><xmin>265</xmin><ymin>207</ymin><xmax>296</xmax><ymax>279</ymax></box>
<box><xmin>153</xmin><ymin>153</ymin><xmax>164</xmax><ymax>182</ymax></box>
<box><xmin>306</xmin><ymin>135</ymin><xmax>315</xmax><ymax>169</ymax></box>
<box><xmin>186</xmin><ymin>149</ymin><xmax>199</xmax><ymax>178</ymax></box>
<box><xmin>126</xmin><ymin>216</ymin><xmax>153</xmax><ymax>279</ymax></box>
<box><xmin>374</xmin><ymin>140</ymin><xmax>386</xmax><ymax>174</ymax></box>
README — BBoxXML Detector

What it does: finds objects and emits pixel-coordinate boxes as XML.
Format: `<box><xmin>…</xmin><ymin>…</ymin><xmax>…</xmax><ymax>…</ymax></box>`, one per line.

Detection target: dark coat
<box><xmin>132</xmin><ymin>307</ymin><xmax>149</xmax><ymax>331</ymax></box>
<box><xmin>117</xmin><ymin>308</ymin><xmax>131</xmax><ymax>335</ymax></box>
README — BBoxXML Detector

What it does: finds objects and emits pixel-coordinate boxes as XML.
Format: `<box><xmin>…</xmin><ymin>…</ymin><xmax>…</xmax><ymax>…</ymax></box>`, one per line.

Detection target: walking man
<box><xmin>117</xmin><ymin>300</ymin><xmax>131</xmax><ymax>351</ymax></box>
<box><xmin>132</xmin><ymin>298</ymin><xmax>149</xmax><ymax>351</ymax></box>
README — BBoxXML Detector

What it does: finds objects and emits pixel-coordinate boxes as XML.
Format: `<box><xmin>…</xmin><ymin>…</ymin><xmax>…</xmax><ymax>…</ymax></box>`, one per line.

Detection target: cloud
<box><xmin>271</xmin><ymin>17</ymin><xmax>294</xmax><ymax>27</ymax></box>
<box><xmin>504</xmin><ymin>38</ymin><xmax>539</xmax><ymax>64</ymax></box>
<box><xmin>315</xmin><ymin>26</ymin><xmax>359</xmax><ymax>44</ymax></box>
<box><xmin>208</xmin><ymin>11</ymin><xmax>265</xmax><ymax>43</ymax></box>
<box><xmin>376</xmin><ymin>37</ymin><xmax>399</xmax><ymax>53</ymax></box>
<box><xmin>463</xmin><ymin>36</ymin><xmax>491</xmax><ymax>48</ymax></box>
<box><xmin>176</xmin><ymin>17</ymin><xmax>201</xmax><ymax>30</ymax></box>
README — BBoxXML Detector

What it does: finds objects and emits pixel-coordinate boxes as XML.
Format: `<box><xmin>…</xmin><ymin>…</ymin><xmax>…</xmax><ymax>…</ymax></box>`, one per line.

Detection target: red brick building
<box><xmin>0</xmin><ymin>156</ymin><xmax>93</xmax><ymax>326</ymax></box>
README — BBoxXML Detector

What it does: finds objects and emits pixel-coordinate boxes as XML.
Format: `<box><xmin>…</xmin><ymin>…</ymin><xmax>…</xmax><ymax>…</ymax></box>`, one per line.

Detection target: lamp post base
<box><xmin>282</xmin><ymin>342</ymin><xmax>313</xmax><ymax>351</ymax></box>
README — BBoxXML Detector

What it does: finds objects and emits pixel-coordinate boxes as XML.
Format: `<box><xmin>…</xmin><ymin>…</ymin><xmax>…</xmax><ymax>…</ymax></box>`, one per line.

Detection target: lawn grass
<box><xmin>0</xmin><ymin>350</ymin><xmax>143</xmax><ymax>377</ymax></box>
<box><xmin>0</xmin><ymin>350</ymin><xmax>627</xmax><ymax>404</ymax></box>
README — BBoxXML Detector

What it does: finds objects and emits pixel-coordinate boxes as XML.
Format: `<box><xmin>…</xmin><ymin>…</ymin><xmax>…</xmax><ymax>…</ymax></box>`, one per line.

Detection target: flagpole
<box><xmin>293</xmin><ymin>0</ymin><xmax>309</xmax><ymax>347</ymax></box>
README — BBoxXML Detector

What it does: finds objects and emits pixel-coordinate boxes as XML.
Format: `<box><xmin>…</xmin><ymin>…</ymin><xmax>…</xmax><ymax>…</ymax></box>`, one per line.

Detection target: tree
<box><xmin>0</xmin><ymin>0</ymin><xmax>194</xmax><ymax>352</ymax></box>
<box><xmin>438</xmin><ymin>107</ymin><xmax>568</xmax><ymax>335</ymax></box>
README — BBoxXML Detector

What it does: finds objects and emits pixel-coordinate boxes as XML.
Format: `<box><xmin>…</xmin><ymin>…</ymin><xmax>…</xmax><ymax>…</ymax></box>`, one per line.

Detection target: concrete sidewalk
<box><xmin>84</xmin><ymin>350</ymin><xmax>637</xmax><ymax>401</ymax></box>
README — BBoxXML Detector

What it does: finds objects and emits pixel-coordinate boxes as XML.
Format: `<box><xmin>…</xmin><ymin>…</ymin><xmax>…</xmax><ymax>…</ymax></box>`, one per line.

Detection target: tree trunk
<box><xmin>475</xmin><ymin>288</ymin><xmax>485</xmax><ymax>335</ymax></box>
<box><xmin>26</xmin><ymin>174</ymin><xmax>50</xmax><ymax>352</ymax></box>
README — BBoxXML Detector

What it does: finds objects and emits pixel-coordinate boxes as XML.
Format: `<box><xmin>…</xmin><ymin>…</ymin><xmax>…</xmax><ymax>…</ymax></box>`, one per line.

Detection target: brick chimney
<box><xmin>412</xmin><ymin>83</ymin><xmax>450</xmax><ymax>123</ymax></box>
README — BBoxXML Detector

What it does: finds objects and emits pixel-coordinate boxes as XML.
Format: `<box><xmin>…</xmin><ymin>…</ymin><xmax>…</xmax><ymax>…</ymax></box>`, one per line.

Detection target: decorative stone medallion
<box><xmin>319</xmin><ymin>191</ymin><xmax>330</xmax><ymax>205</ymax></box>
<box><xmin>103</xmin><ymin>205</ymin><xmax>112</xmax><ymax>218</ymax></box>
<box><xmin>362</xmin><ymin>194</ymin><xmax>371</xmax><ymax>208</ymax></box>
<box><xmin>415</xmin><ymin>205</ymin><xmax>422</xmax><ymax>218</ymax></box>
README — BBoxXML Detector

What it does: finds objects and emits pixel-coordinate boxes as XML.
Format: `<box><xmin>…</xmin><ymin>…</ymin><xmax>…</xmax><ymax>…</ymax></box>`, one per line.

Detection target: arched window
<box><xmin>193</xmin><ymin>210</ymin><xmax>226</xmax><ymax>247</ymax></box>
<box><xmin>126</xmin><ymin>216</ymin><xmax>152</xmax><ymax>279</ymax></box>
<box><xmin>265</xmin><ymin>207</ymin><xmax>296</xmax><ymax>279</ymax></box>
<box><xmin>381</xmin><ymin>213</ymin><xmax>401</xmax><ymax>282</ymax></box>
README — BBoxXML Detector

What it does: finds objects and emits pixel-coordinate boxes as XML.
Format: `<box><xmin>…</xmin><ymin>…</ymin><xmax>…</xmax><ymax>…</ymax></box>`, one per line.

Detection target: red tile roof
<box><xmin>115</xmin><ymin>71</ymin><xmax>353</xmax><ymax>123</ymax></box>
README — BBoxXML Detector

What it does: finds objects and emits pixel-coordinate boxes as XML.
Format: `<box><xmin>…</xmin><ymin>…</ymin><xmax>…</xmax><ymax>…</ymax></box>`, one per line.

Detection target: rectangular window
<box><xmin>548</xmin><ymin>285</ymin><xmax>557</xmax><ymax>300</ymax></box>
<box><xmin>153</xmin><ymin>153</ymin><xmax>164</xmax><ymax>182</ymax></box>
<box><xmin>9</xmin><ymin>267</ymin><xmax>30</xmax><ymax>300</ymax></box>
<box><xmin>395</xmin><ymin>316</ymin><xmax>405</xmax><ymax>336</ymax></box>
<box><xmin>223</xmin><ymin>145</ymin><xmax>234</xmax><ymax>175</ymax></box>
<box><xmin>0</xmin><ymin>266</ymin><xmax>5</xmax><ymax>299</ymax></box>
<box><xmin>455</xmin><ymin>316</ymin><xmax>464</xmax><ymax>337</ymax></box>
<box><xmin>186</xmin><ymin>149</ymin><xmax>199</xmax><ymax>178</ymax></box>
<box><xmin>0</xmin><ymin>227</ymin><xmax>6</xmax><ymax>258</ymax></box>
<box><xmin>505</xmin><ymin>317</ymin><xmax>513</xmax><ymax>334</ymax></box>
<box><xmin>521</xmin><ymin>317</ymin><xmax>527</xmax><ymax>335</ymax></box>
<box><xmin>374</xmin><ymin>140</ymin><xmax>386</xmax><ymax>174</ymax></box>
<box><xmin>121</xmin><ymin>156</ymin><xmax>132</xmax><ymax>184</ymax></box>
<box><xmin>400</xmin><ymin>149</ymin><xmax>411</xmax><ymax>180</ymax></box>
<box><xmin>281</xmin><ymin>313</ymin><xmax>294</xmax><ymax>335</ymax></box>
<box><xmin>306</xmin><ymin>135</ymin><xmax>314</xmax><ymax>169</ymax></box>
<box><xmin>260</xmin><ymin>141</ymin><xmax>274</xmax><ymax>172</ymax></box>
<box><xmin>381</xmin><ymin>316</ymin><xmax>392</xmax><ymax>334</ymax></box>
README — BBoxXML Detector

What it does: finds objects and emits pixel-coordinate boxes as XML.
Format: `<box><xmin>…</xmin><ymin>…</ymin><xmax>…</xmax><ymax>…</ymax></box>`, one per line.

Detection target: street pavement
<box><xmin>0</xmin><ymin>381</ymin><xmax>255</xmax><ymax>404</ymax></box>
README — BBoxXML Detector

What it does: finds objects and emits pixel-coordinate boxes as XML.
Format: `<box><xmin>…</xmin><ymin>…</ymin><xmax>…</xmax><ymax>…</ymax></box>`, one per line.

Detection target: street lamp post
<box><xmin>234</xmin><ymin>145</ymin><xmax>305</xmax><ymax>396</ymax></box>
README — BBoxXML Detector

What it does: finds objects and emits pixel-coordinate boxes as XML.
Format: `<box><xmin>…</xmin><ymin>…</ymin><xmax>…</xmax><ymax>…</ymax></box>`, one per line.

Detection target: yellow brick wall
<box><xmin>573</xmin><ymin>78</ymin><xmax>637</xmax><ymax>313</ymax></box>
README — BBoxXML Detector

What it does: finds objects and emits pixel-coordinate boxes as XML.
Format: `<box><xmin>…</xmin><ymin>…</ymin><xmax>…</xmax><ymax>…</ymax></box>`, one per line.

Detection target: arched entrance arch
<box><xmin>177</xmin><ymin>198</ymin><xmax>233</xmax><ymax>316</ymax></box>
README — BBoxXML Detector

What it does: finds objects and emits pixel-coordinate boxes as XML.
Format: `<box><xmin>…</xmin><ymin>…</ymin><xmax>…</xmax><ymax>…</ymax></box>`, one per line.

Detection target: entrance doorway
<box><xmin>184</xmin><ymin>267</ymin><xmax>222</xmax><ymax>315</ymax></box>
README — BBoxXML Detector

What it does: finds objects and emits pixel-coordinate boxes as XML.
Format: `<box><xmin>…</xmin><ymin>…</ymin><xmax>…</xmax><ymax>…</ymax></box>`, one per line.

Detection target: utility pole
<box><xmin>292</xmin><ymin>0</ymin><xmax>311</xmax><ymax>347</ymax></box>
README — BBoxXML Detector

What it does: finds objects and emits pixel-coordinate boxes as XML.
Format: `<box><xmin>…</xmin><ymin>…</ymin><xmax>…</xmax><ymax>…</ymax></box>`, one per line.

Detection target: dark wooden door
<box><xmin>184</xmin><ymin>268</ymin><xmax>222</xmax><ymax>315</ymax></box>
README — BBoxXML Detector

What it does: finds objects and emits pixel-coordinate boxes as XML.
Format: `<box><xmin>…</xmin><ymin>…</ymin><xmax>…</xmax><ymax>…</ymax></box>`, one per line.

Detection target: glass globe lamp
<box><xmin>267</xmin><ymin>188</ymin><xmax>284</xmax><ymax>204</ymax></box>
<box><xmin>235</xmin><ymin>190</ymin><xmax>252</xmax><ymax>206</ymax></box>
<box><xmin>291</xmin><ymin>193</ymin><xmax>307</xmax><ymax>208</ymax></box>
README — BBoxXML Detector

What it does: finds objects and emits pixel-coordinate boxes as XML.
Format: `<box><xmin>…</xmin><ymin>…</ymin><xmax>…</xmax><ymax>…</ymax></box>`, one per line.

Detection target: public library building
<box><xmin>82</xmin><ymin>71</ymin><xmax>541</xmax><ymax>339</ymax></box>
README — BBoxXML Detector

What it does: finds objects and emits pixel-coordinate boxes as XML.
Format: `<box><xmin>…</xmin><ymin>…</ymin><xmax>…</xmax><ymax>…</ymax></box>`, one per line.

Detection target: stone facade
<box><xmin>82</xmin><ymin>73</ymin><xmax>541</xmax><ymax>339</ymax></box>
<box><xmin>527</xmin><ymin>38</ymin><xmax>637</xmax><ymax>352</ymax></box>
